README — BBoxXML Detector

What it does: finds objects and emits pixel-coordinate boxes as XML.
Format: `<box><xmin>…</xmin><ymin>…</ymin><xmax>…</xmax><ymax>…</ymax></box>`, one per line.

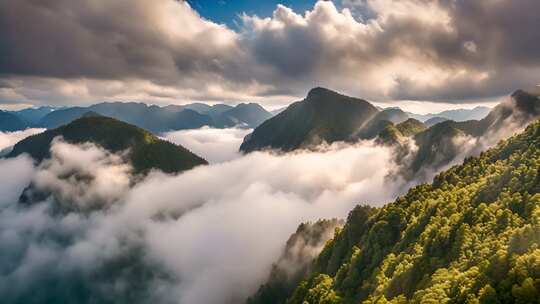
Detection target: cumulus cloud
<box><xmin>1</xmin><ymin>0</ymin><xmax>539</xmax><ymax>107</ymax></box>
<box><xmin>163</xmin><ymin>127</ymin><xmax>252</xmax><ymax>163</ymax></box>
<box><xmin>0</xmin><ymin>138</ymin><xmax>408</xmax><ymax>303</ymax></box>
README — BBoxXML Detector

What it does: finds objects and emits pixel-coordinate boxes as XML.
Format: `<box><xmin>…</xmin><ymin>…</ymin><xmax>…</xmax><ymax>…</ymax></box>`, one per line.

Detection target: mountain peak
<box><xmin>306</xmin><ymin>87</ymin><xmax>340</xmax><ymax>100</ymax></box>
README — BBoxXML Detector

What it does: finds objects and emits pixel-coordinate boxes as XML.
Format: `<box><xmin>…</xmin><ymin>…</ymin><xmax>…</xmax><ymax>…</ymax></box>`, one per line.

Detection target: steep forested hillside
<box><xmin>278</xmin><ymin>118</ymin><xmax>540</xmax><ymax>303</ymax></box>
<box><xmin>8</xmin><ymin>115</ymin><xmax>207</xmax><ymax>174</ymax></box>
<box><xmin>377</xmin><ymin>119</ymin><xmax>426</xmax><ymax>145</ymax></box>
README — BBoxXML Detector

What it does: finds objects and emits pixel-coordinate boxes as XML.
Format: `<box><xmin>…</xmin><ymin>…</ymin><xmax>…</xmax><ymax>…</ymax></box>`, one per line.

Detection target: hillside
<box><xmin>8</xmin><ymin>115</ymin><xmax>207</xmax><ymax>174</ymax></box>
<box><xmin>266</xmin><ymin>118</ymin><xmax>540</xmax><ymax>303</ymax></box>
<box><xmin>377</xmin><ymin>119</ymin><xmax>426</xmax><ymax>145</ymax></box>
<box><xmin>240</xmin><ymin>88</ymin><xmax>385</xmax><ymax>152</ymax></box>
<box><xmin>0</xmin><ymin>110</ymin><xmax>27</xmax><ymax>131</ymax></box>
<box><xmin>371</xmin><ymin>89</ymin><xmax>540</xmax><ymax>181</ymax></box>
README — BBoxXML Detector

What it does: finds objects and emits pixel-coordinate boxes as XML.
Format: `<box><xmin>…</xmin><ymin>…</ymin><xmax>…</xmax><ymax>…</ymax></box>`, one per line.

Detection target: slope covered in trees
<box><xmin>8</xmin><ymin>114</ymin><xmax>207</xmax><ymax>174</ymax></box>
<box><xmin>275</xmin><ymin>118</ymin><xmax>540</xmax><ymax>303</ymax></box>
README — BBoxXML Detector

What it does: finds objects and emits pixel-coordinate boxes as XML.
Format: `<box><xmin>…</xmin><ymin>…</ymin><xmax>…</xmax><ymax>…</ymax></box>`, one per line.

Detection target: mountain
<box><xmin>10</xmin><ymin>106</ymin><xmax>57</xmax><ymax>125</ymax></box>
<box><xmin>424</xmin><ymin>116</ymin><xmax>448</xmax><ymax>127</ymax></box>
<box><xmin>8</xmin><ymin>115</ymin><xmax>207</xmax><ymax>174</ymax></box>
<box><xmin>377</xmin><ymin>118</ymin><xmax>426</xmax><ymax>145</ymax></box>
<box><xmin>0</xmin><ymin>110</ymin><xmax>28</xmax><ymax>131</ymax></box>
<box><xmin>264</xmin><ymin>117</ymin><xmax>540</xmax><ymax>304</ymax></box>
<box><xmin>39</xmin><ymin>102</ymin><xmax>213</xmax><ymax>132</ymax></box>
<box><xmin>37</xmin><ymin>101</ymin><xmax>271</xmax><ymax>132</ymax></box>
<box><xmin>383</xmin><ymin>89</ymin><xmax>540</xmax><ymax>180</ymax></box>
<box><xmin>240</xmin><ymin>88</ymin><xmax>389</xmax><ymax>152</ymax></box>
<box><xmin>407</xmin><ymin>106</ymin><xmax>491</xmax><ymax>122</ymax></box>
<box><xmin>219</xmin><ymin>103</ymin><xmax>273</xmax><ymax>128</ymax></box>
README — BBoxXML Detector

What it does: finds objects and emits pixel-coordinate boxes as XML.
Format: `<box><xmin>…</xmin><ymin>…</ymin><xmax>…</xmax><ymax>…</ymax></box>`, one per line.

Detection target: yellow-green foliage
<box><xmin>288</xmin><ymin>119</ymin><xmax>540</xmax><ymax>304</ymax></box>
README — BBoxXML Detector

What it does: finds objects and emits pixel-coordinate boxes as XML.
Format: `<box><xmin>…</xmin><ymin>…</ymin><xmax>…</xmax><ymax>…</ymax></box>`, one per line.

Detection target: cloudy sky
<box><xmin>1</xmin><ymin>0</ymin><xmax>539</xmax><ymax>110</ymax></box>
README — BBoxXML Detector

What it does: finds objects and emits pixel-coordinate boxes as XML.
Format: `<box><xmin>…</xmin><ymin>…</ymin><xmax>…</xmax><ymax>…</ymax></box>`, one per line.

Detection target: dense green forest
<box><xmin>261</xmin><ymin>119</ymin><xmax>540</xmax><ymax>303</ymax></box>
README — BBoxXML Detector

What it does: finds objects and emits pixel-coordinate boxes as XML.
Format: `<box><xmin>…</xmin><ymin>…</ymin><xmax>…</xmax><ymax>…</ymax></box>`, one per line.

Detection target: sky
<box><xmin>0</xmin><ymin>0</ymin><xmax>539</xmax><ymax>111</ymax></box>
<box><xmin>186</xmin><ymin>0</ymin><xmax>319</xmax><ymax>28</ymax></box>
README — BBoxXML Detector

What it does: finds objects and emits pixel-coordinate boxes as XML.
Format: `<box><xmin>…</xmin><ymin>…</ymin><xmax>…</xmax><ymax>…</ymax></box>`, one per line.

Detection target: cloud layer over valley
<box><xmin>0</xmin><ymin>139</ymin><xmax>406</xmax><ymax>304</ymax></box>
<box><xmin>163</xmin><ymin>127</ymin><xmax>252</xmax><ymax>163</ymax></box>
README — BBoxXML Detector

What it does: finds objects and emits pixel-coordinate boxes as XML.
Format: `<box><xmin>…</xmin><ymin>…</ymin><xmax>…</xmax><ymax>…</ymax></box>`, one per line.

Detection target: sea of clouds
<box><xmin>0</xmin><ymin>130</ymin><xmax>404</xmax><ymax>303</ymax></box>
<box><xmin>0</xmin><ymin>109</ymin><xmax>529</xmax><ymax>304</ymax></box>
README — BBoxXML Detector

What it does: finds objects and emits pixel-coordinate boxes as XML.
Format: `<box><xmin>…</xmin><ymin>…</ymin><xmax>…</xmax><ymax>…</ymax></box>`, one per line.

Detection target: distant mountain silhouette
<box><xmin>37</xmin><ymin>101</ymin><xmax>272</xmax><ymax>132</ymax></box>
<box><xmin>424</xmin><ymin>116</ymin><xmax>449</xmax><ymax>127</ymax></box>
<box><xmin>38</xmin><ymin>102</ymin><xmax>213</xmax><ymax>132</ymax></box>
<box><xmin>9</xmin><ymin>115</ymin><xmax>207</xmax><ymax>174</ymax></box>
<box><xmin>218</xmin><ymin>103</ymin><xmax>273</xmax><ymax>128</ymax></box>
<box><xmin>0</xmin><ymin>110</ymin><xmax>28</xmax><ymax>131</ymax></box>
<box><xmin>10</xmin><ymin>106</ymin><xmax>56</xmax><ymax>125</ymax></box>
<box><xmin>407</xmin><ymin>106</ymin><xmax>491</xmax><ymax>122</ymax></box>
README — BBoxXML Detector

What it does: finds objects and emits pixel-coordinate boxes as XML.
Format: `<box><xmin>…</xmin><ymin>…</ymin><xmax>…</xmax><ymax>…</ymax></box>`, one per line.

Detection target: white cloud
<box><xmin>0</xmin><ymin>128</ymin><xmax>45</xmax><ymax>153</ymax></box>
<box><xmin>163</xmin><ymin>127</ymin><xmax>252</xmax><ymax>163</ymax></box>
<box><xmin>1</xmin><ymin>0</ymin><xmax>539</xmax><ymax>107</ymax></box>
<box><xmin>0</xmin><ymin>139</ymin><xmax>405</xmax><ymax>303</ymax></box>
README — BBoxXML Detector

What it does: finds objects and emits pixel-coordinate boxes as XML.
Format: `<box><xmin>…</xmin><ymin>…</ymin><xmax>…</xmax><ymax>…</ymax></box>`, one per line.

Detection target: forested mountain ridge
<box><xmin>240</xmin><ymin>87</ymin><xmax>407</xmax><ymax>153</ymax></box>
<box><xmin>8</xmin><ymin>115</ymin><xmax>207</xmax><ymax>174</ymax></box>
<box><xmin>275</xmin><ymin>118</ymin><xmax>540</xmax><ymax>303</ymax></box>
<box><xmin>394</xmin><ymin>89</ymin><xmax>540</xmax><ymax>180</ymax></box>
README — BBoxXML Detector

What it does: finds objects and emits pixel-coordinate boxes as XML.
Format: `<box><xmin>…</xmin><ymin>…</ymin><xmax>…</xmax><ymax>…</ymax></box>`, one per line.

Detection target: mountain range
<box><xmin>1</xmin><ymin>102</ymin><xmax>273</xmax><ymax>133</ymax></box>
<box><xmin>406</xmin><ymin>106</ymin><xmax>492</xmax><ymax>123</ymax></box>
<box><xmin>0</xmin><ymin>110</ymin><xmax>27</xmax><ymax>132</ymax></box>
<box><xmin>241</xmin><ymin>87</ymin><xmax>540</xmax><ymax>181</ymax></box>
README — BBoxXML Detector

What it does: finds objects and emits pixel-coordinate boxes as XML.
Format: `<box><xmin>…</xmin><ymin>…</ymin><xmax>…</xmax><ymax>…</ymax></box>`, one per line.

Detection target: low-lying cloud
<box><xmin>0</xmin><ymin>128</ymin><xmax>45</xmax><ymax>154</ymax></box>
<box><xmin>0</xmin><ymin>138</ymin><xmax>405</xmax><ymax>304</ymax></box>
<box><xmin>163</xmin><ymin>127</ymin><xmax>251</xmax><ymax>163</ymax></box>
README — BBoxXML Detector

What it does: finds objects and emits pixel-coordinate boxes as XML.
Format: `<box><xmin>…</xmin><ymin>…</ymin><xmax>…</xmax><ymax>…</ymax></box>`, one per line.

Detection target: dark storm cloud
<box><xmin>0</xmin><ymin>0</ymin><xmax>539</xmax><ymax>105</ymax></box>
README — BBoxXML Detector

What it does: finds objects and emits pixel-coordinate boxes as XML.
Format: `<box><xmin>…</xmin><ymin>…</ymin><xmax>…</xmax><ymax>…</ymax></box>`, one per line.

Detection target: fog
<box><xmin>0</xmin><ymin>138</ymin><xmax>405</xmax><ymax>303</ymax></box>
<box><xmin>163</xmin><ymin>127</ymin><xmax>252</xmax><ymax>163</ymax></box>
<box><xmin>0</xmin><ymin>128</ymin><xmax>45</xmax><ymax>154</ymax></box>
